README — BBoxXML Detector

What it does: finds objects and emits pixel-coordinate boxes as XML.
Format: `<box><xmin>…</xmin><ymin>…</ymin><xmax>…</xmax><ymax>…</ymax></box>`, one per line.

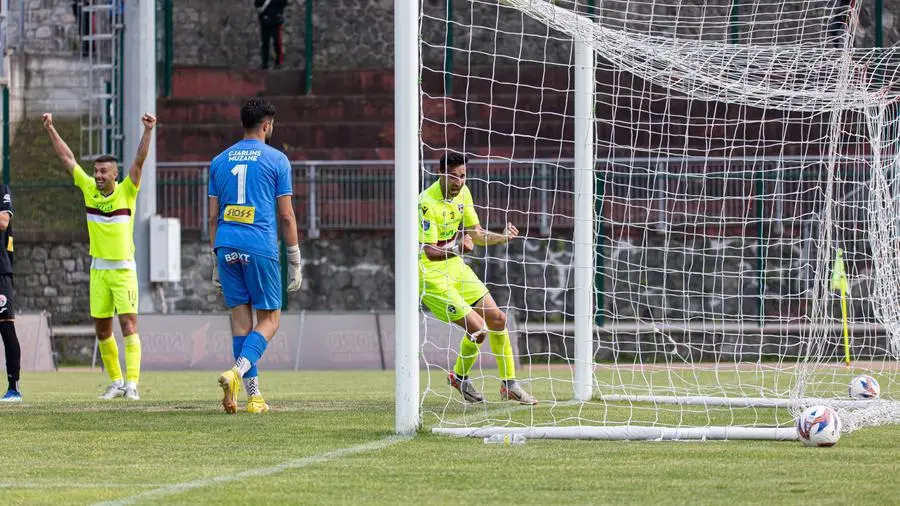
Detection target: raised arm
<box><xmin>129</xmin><ymin>113</ymin><xmax>157</xmax><ymax>186</ymax></box>
<box><xmin>41</xmin><ymin>113</ymin><xmax>78</xmax><ymax>174</ymax></box>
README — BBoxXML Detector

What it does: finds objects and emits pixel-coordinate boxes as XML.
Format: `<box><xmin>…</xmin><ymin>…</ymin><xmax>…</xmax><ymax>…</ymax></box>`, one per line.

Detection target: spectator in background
<box><xmin>255</xmin><ymin>0</ymin><xmax>287</xmax><ymax>69</ymax></box>
<box><xmin>71</xmin><ymin>0</ymin><xmax>90</xmax><ymax>57</ymax></box>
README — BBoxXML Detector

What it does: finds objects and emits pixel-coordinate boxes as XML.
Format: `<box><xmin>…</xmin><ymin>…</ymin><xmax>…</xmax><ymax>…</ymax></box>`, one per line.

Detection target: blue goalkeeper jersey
<box><xmin>209</xmin><ymin>139</ymin><xmax>293</xmax><ymax>260</ymax></box>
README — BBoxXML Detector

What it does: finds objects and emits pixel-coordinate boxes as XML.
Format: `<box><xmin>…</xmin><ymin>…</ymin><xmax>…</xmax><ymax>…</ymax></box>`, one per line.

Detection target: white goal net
<box><xmin>414</xmin><ymin>0</ymin><xmax>900</xmax><ymax>439</ymax></box>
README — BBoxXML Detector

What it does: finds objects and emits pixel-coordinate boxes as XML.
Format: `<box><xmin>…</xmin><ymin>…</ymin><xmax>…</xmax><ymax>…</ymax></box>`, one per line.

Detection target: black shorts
<box><xmin>0</xmin><ymin>274</ymin><xmax>15</xmax><ymax>319</ymax></box>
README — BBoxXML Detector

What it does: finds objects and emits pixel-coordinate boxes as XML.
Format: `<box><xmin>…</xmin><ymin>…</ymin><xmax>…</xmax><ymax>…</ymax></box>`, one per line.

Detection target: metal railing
<box><xmin>157</xmin><ymin>155</ymin><xmax>872</xmax><ymax>239</ymax></box>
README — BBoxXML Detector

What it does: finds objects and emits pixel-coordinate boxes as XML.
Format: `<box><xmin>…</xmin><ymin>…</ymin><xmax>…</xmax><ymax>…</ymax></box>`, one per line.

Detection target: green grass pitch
<box><xmin>0</xmin><ymin>369</ymin><xmax>898</xmax><ymax>505</ymax></box>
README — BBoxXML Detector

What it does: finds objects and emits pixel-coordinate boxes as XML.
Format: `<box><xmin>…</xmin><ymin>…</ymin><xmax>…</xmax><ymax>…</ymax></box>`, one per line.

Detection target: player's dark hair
<box><xmin>439</xmin><ymin>152</ymin><xmax>468</xmax><ymax>173</ymax></box>
<box><xmin>94</xmin><ymin>155</ymin><xmax>118</xmax><ymax>164</ymax></box>
<box><xmin>241</xmin><ymin>97</ymin><xmax>277</xmax><ymax>130</ymax></box>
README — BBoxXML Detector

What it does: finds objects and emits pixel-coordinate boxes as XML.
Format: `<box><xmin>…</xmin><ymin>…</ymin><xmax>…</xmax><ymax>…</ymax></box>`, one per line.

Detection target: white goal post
<box><xmin>396</xmin><ymin>0</ymin><xmax>900</xmax><ymax>440</ymax></box>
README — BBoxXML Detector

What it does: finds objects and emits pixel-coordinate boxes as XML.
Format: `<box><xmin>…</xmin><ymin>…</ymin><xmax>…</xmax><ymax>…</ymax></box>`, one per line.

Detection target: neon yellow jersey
<box><xmin>73</xmin><ymin>165</ymin><xmax>138</xmax><ymax>261</ymax></box>
<box><xmin>418</xmin><ymin>180</ymin><xmax>479</xmax><ymax>266</ymax></box>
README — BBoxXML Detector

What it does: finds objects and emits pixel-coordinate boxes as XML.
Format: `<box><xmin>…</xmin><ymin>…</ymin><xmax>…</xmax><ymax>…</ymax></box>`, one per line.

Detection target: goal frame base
<box><xmin>433</xmin><ymin>425</ymin><xmax>798</xmax><ymax>441</ymax></box>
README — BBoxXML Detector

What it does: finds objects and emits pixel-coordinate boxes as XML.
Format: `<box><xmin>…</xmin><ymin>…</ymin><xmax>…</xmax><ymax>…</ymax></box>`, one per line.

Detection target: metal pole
<box><xmin>394</xmin><ymin>0</ymin><xmax>420</xmax><ymax>435</ymax></box>
<box><xmin>2</xmin><ymin>86</ymin><xmax>8</xmax><ymax>186</ymax></box>
<box><xmin>308</xmin><ymin>164</ymin><xmax>319</xmax><ymax>238</ymax></box>
<box><xmin>444</xmin><ymin>0</ymin><xmax>453</xmax><ymax>94</ymax></box>
<box><xmin>163</xmin><ymin>0</ymin><xmax>173</xmax><ymax>98</ymax></box>
<box><xmin>116</xmin><ymin>8</ymin><xmax>124</xmax><ymax>162</ymax></box>
<box><xmin>539</xmin><ymin>163</ymin><xmax>548</xmax><ymax>236</ymax></box>
<box><xmin>756</xmin><ymin>167</ymin><xmax>765</xmax><ymax>327</ymax></box>
<box><xmin>729</xmin><ymin>0</ymin><xmax>740</xmax><ymax>43</ymax></box>
<box><xmin>16</xmin><ymin>0</ymin><xmax>21</xmax><ymax>51</ymax></box>
<box><xmin>594</xmin><ymin>171</ymin><xmax>605</xmax><ymax>326</ymax></box>
<box><xmin>123</xmin><ymin>0</ymin><xmax>157</xmax><ymax>312</ymax></box>
<box><xmin>104</xmin><ymin>80</ymin><xmax>112</xmax><ymax>156</ymax></box>
<box><xmin>573</xmin><ymin>21</ymin><xmax>596</xmax><ymax>403</ymax></box>
<box><xmin>875</xmin><ymin>0</ymin><xmax>883</xmax><ymax>48</ymax></box>
<box><xmin>304</xmin><ymin>0</ymin><xmax>313</xmax><ymax>94</ymax></box>
<box><xmin>2</xmin><ymin>0</ymin><xmax>9</xmax><ymax>186</ymax></box>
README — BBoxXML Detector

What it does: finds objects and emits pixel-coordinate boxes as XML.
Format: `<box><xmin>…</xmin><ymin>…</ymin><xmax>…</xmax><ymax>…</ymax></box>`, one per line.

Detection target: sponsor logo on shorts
<box><xmin>224</xmin><ymin>252</ymin><xmax>251</xmax><ymax>265</ymax></box>
<box><xmin>447</xmin><ymin>305</ymin><xmax>457</xmax><ymax>315</ymax></box>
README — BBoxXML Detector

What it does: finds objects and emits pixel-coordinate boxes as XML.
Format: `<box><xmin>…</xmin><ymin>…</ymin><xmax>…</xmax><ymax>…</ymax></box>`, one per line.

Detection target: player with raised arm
<box><xmin>42</xmin><ymin>112</ymin><xmax>156</xmax><ymax>401</ymax></box>
<box><xmin>208</xmin><ymin>97</ymin><xmax>302</xmax><ymax>414</ymax></box>
<box><xmin>0</xmin><ymin>184</ymin><xmax>22</xmax><ymax>402</ymax></box>
<box><xmin>420</xmin><ymin>152</ymin><xmax>537</xmax><ymax>405</ymax></box>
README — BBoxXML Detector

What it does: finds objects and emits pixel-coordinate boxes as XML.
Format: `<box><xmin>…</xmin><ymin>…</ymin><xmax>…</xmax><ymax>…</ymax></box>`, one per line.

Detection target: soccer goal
<box><xmin>394</xmin><ymin>0</ymin><xmax>900</xmax><ymax>440</ymax></box>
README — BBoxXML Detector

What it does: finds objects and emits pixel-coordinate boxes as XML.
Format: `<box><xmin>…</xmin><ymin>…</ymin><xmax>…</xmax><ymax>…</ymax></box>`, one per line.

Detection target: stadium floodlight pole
<box><xmin>123</xmin><ymin>0</ymin><xmax>157</xmax><ymax>312</ymax></box>
<box><xmin>394</xmin><ymin>0</ymin><xmax>420</xmax><ymax>435</ymax></box>
<box><xmin>573</xmin><ymin>17</ymin><xmax>596</xmax><ymax>402</ymax></box>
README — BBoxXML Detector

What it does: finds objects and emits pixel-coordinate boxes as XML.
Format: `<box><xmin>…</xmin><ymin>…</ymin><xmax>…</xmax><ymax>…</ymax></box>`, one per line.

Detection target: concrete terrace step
<box><xmin>170</xmin><ymin>65</ymin><xmax>579</xmax><ymax>98</ymax></box>
<box><xmin>157</xmin><ymin>120</ymin><xmax>580</xmax><ymax>158</ymax></box>
<box><xmin>158</xmin><ymin>94</ymin><xmax>590</xmax><ymax>125</ymax></box>
<box><xmin>157</xmin><ymin>145</ymin><xmax>580</xmax><ymax>163</ymax></box>
<box><xmin>159</xmin><ymin>95</ymin><xmax>396</xmax><ymax>124</ymax></box>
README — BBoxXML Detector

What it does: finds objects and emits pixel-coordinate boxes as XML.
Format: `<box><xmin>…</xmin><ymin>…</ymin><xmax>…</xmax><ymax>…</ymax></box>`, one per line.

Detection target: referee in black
<box><xmin>0</xmin><ymin>184</ymin><xmax>21</xmax><ymax>402</ymax></box>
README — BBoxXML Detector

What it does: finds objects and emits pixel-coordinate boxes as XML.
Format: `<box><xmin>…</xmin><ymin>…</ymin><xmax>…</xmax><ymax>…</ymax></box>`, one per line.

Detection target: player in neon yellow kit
<box><xmin>419</xmin><ymin>152</ymin><xmax>537</xmax><ymax>405</ymax></box>
<box><xmin>43</xmin><ymin>112</ymin><xmax>156</xmax><ymax>401</ymax></box>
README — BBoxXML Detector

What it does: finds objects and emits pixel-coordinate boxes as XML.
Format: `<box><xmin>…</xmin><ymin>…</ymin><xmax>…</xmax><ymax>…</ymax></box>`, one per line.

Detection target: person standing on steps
<box><xmin>256</xmin><ymin>0</ymin><xmax>287</xmax><ymax>69</ymax></box>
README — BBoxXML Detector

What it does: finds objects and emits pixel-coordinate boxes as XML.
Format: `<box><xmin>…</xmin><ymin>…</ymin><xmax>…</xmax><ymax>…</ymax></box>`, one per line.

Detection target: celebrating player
<box><xmin>208</xmin><ymin>97</ymin><xmax>302</xmax><ymax>414</ymax></box>
<box><xmin>0</xmin><ymin>184</ymin><xmax>21</xmax><ymax>402</ymax></box>
<box><xmin>43</xmin><ymin>112</ymin><xmax>156</xmax><ymax>400</ymax></box>
<box><xmin>419</xmin><ymin>152</ymin><xmax>537</xmax><ymax>405</ymax></box>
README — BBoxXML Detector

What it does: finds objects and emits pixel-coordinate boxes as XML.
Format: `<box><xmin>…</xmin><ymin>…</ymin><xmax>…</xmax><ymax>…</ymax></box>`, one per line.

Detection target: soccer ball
<box><xmin>796</xmin><ymin>405</ymin><xmax>841</xmax><ymax>447</ymax></box>
<box><xmin>848</xmin><ymin>374</ymin><xmax>880</xmax><ymax>400</ymax></box>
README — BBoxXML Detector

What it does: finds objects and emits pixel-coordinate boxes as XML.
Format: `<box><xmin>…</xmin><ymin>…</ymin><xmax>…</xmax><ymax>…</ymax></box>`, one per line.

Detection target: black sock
<box><xmin>0</xmin><ymin>321</ymin><xmax>20</xmax><ymax>391</ymax></box>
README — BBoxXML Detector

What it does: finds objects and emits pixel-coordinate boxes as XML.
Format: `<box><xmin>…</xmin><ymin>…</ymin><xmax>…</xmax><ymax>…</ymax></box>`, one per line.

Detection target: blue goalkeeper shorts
<box><xmin>216</xmin><ymin>247</ymin><xmax>282</xmax><ymax>310</ymax></box>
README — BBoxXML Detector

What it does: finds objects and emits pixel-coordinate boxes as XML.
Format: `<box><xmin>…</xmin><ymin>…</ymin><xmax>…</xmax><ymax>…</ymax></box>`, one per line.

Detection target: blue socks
<box><xmin>232</xmin><ymin>335</ymin><xmax>258</xmax><ymax>378</ymax></box>
<box><xmin>237</xmin><ymin>331</ymin><xmax>268</xmax><ymax>373</ymax></box>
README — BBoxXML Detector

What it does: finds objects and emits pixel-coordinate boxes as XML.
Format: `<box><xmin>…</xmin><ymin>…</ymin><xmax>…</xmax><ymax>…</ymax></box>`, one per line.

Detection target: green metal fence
<box><xmin>151</xmin><ymin>156</ymin><xmax>867</xmax><ymax>237</ymax></box>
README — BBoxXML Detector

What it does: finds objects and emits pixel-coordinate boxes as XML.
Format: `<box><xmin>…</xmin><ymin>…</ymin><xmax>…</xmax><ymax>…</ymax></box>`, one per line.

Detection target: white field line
<box><xmin>92</xmin><ymin>436</ymin><xmax>408</xmax><ymax>506</ymax></box>
<box><xmin>92</xmin><ymin>402</ymin><xmax>531</xmax><ymax>505</ymax></box>
<box><xmin>0</xmin><ymin>483</ymin><xmax>167</xmax><ymax>489</ymax></box>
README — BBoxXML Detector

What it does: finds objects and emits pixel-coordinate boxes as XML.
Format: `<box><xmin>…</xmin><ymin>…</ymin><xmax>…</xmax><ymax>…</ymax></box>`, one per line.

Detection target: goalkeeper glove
<box><xmin>286</xmin><ymin>244</ymin><xmax>302</xmax><ymax>292</ymax></box>
<box><xmin>211</xmin><ymin>251</ymin><xmax>221</xmax><ymax>289</ymax></box>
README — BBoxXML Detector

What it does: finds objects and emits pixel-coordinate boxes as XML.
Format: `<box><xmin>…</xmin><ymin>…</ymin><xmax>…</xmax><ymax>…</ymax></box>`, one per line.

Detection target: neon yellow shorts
<box><xmin>90</xmin><ymin>268</ymin><xmax>138</xmax><ymax>318</ymax></box>
<box><xmin>419</xmin><ymin>257</ymin><xmax>489</xmax><ymax>323</ymax></box>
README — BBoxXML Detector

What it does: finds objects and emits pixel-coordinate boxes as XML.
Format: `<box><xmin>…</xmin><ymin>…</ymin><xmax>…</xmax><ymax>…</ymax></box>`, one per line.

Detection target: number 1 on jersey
<box><xmin>231</xmin><ymin>164</ymin><xmax>247</xmax><ymax>204</ymax></box>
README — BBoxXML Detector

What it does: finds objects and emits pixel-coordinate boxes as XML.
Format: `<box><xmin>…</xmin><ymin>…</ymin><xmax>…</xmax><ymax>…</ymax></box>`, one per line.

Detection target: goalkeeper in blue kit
<box><xmin>208</xmin><ymin>97</ymin><xmax>303</xmax><ymax>414</ymax></box>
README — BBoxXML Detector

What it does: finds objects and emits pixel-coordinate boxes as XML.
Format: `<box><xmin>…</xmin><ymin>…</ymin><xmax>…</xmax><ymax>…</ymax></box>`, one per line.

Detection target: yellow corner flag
<box><xmin>831</xmin><ymin>249</ymin><xmax>849</xmax><ymax>293</ymax></box>
<box><xmin>832</xmin><ymin>249</ymin><xmax>852</xmax><ymax>367</ymax></box>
